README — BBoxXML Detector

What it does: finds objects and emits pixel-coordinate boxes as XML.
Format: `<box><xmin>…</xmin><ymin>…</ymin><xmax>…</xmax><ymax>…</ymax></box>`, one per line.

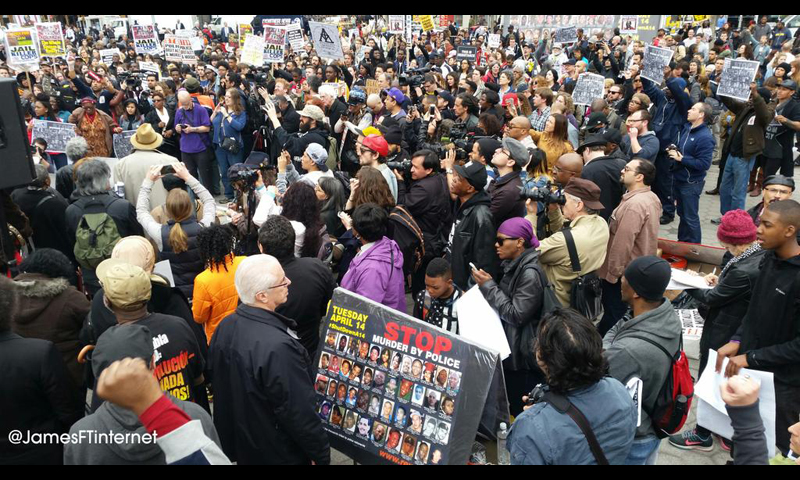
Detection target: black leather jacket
<box><xmin>479</xmin><ymin>248</ymin><xmax>544</xmax><ymax>371</ymax></box>
<box><xmin>448</xmin><ymin>190</ymin><xmax>499</xmax><ymax>290</ymax></box>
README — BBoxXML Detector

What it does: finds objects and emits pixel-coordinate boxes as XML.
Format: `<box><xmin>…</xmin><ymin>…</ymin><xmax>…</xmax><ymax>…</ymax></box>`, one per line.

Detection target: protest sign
<box><xmin>309</xmin><ymin>22</ymin><xmax>344</xmax><ymax>61</ymax></box>
<box><xmin>506</xmin><ymin>15</ymin><xmax>619</xmax><ymax>44</ymax></box>
<box><xmin>163</xmin><ymin>35</ymin><xmax>196</xmax><ymax>65</ymax></box>
<box><xmin>286</xmin><ymin>22</ymin><xmax>305</xmax><ymax>51</ymax></box>
<box><xmin>31</xmin><ymin>120</ymin><xmax>76</xmax><ymax>152</ymax></box>
<box><xmin>262</xmin><ymin>16</ymin><xmax>303</xmax><ymax>27</ymax></box>
<box><xmin>439</xmin><ymin>15</ymin><xmax>454</xmax><ymax>29</ymax></box>
<box><xmin>35</xmin><ymin>22</ymin><xmax>66</xmax><ymax>58</ymax></box>
<box><xmin>113</xmin><ymin>130</ymin><xmax>137</xmax><ymax>159</ymax></box>
<box><xmin>488</xmin><ymin>34</ymin><xmax>501</xmax><ymax>49</ymax></box>
<box><xmin>641</xmin><ymin>44</ymin><xmax>674</xmax><ymax>83</ymax></box>
<box><xmin>313</xmin><ymin>289</ymin><xmax>508</xmax><ymax>465</ymax></box>
<box><xmin>389</xmin><ymin>15</ymin><xmax>405</xmax><ymax>34</ymax></box>
<box><xmin>572</xmin><ymin>73</ymin><xmax>606</xmax><ymax>106</ymax></box>
<box><xmin>263</xmin><ymin>25</ymin><xmax>287</xmax><ymax>64</ymax></box>
<box><xmin>456</xmin><ymin>46</ymin><xmax>477</xmax><ymax>62</ymax></box>
<box><xmin>228</xmin><ymin>33</ymin><xmax>238</xmax><ymax>47</ymax></box>
<box><xmin>239</xmin><ymin>23</ymin><xmax>253</xmax><ymax>48</ymax></box>
<box><xmin>554</xmin><ymin>26</ymin><xmax>578</xmax><ymax>45</ymax></box>
<box><xmin>132</xmin><ymin>25</ymin><xmax>159</xmax><ymax>55</ymax></box>
<box><xmin>5</xmin><ymin>29</ymin><xmax>39</xmax><ymax>70</ymax></box>
<box><xmin>138</xmin><ymin>61</ymin><xmax>160</xmax><ymax>79</ymax></box>
<box><xmin>619</xmin><ymin>15</ymin><xmax>638</xmax><ymax>35</ymax></box>
<box><xmin>717</xmin><ymin>59</ymin><xmax>759</xmax><ymax>102</ymax></box>
<box><xmin>419</xmin><ymin>15</ymin><xmax>435</xmax><ymax>33</ymax></box>
<box><xmin>365</xmin><ymin>79</ymin><xmax>380</xmax><ymax>97</ymax></box>
<box><xmin>240</xmin><ymin>34</ymin><xmax>265</xmax><ymax>67</ymax></box>
<box><xmin>190</xmin><ymin>36</ymin><xmax>203</xmax><ymax>52</ymax></box>
<box><xmin>100</xmin><ymin>49</ymin><xmax>119</xmax><ymax>66</ymax></box>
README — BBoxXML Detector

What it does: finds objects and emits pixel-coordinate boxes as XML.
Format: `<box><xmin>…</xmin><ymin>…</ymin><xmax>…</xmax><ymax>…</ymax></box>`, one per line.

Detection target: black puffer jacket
<box><xmin>688</xmin><ymin>246</ymin><xmax>766</xmax><ymax>373</ymax></box>
<box><xmin>479</xmin><ymin>248</ymin><xmax>544</xmax><ymax>372</ymax></box>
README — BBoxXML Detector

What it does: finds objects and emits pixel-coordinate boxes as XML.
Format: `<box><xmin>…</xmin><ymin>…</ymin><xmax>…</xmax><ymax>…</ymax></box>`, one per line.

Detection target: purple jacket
<box><xmin>341</xmin><ymin>236</ymin><xmax>406</xmax><ymax>312</ymax></box>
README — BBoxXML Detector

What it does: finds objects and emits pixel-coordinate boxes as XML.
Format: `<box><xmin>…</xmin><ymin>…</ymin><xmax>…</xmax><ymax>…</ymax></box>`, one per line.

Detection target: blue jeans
<box><xmin>654</xmin><ymin>151</ymin><xmax>675</xmax><ymax>218</ymax></box>
<box><xmin>215</xmin><ymin>145</ymin><xmax>244</xmax><ymax>199</ymax></box>
<box><xmin>625</xmin><ymin>436</ymin><xmax>661</xmax><ymax>465</ymax></box>
<box><xmin>719</xmin><ymin>154</ymin><xmax>755</xmax><ymax>215</ymax></box>
<box><xmin>674</xmin><ymin>179</ymin><xmax>704</xmax><ymax>244</ymax></box>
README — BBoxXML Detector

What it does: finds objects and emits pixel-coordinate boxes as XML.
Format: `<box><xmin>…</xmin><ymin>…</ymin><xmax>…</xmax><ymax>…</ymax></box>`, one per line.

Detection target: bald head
<box><xmin>507</xmin><ymin>116</ymin><xmax>532</xmax><ymax>141</ymax></box>
<box><xmin>367</xmin><ymin>93</ymin><xmax>382</xmax><ymax>110</ymax></box>
<box><xmin>558</xmin><ymin>152</ymin><xmax>584</xmax><ymax>173</ymax></box>
<box><xmin>590</xmin><ymin>98</ymin><xmax>608</xmax><ymax>113</ymax></box>
<box><xmin>178</xmin><ymin>90</ymin><xmax>192</xmax><ymax>108</ymax></box>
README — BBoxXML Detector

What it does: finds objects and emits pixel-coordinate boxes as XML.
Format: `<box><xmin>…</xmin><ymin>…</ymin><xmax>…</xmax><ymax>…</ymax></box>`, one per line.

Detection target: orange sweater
<box><xmin>192</xmin><ymin>255</ymin><xmax>245</xmax><ymax>344</ymax></box>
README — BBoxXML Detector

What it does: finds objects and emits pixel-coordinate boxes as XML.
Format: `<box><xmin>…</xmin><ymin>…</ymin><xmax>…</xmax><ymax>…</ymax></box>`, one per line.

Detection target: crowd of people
<box><xmin>0</xmin><ymin>14</ymin><xmax>799</xmax><ymax>465</ymax></box>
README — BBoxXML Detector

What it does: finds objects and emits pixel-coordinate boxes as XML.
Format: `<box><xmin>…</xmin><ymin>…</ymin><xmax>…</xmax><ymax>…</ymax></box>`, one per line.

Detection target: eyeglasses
<box><xmin>267</xmin><ymin>276</ymin><xmax>291</xmax><ymax>290</ymax></box>
<box><xmin>764</xmin><ymin>187</ymin><xmax>793</xmax><ymax>196</ymax></box>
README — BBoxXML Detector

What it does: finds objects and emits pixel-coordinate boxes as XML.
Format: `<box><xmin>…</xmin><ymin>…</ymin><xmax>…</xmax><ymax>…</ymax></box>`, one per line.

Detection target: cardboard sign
<box><xmin>240</xmin><ymin>34</ymin><xmax>265</xmax><ymax>67</ymax></box>
<box><xmin>389</xmin><ymin>15</ymin><xmax>405</xmax><ymax>34</ymax></box>
<box><xmin>113</xmin><ymin>130</ymin><xmax>137</xmax><ymax>159</ymax></box>
<box><xmin>456</xmin><ymin>46</ymin><xmax>477</xmax><ymax>62</ymax></box>
<box><xmin>132</xmin><ymin>25</ymin><xmax>159</xmax><ymax>55</ymax></box>
<box><xmin>309</xmin><ymin>22</ymin><xmax>344</xmax><ymax>61</ymax></box>
<box><xmin>313</xmin><ymin>289</ymin><xmax>508</xmax><ymax>465</ymax></box>
<box><xmin>239</xmin><ymin>23</ymin><xmax>253</xmax><ymax>48</ymax></box>
<box><xmin>619</xmin><ymin>15</ymin><xmax>638</xmax><ymax>35</ymax></box>
<box><xmin>419</xmin><ymin>15</ymin><xmax>435</xmax><ymax>33</ymax></box>
<box><xmin>641</xmin><ymin>44</ymin><xmax>674</xmax><ymax>84</ymax></box>
<box><xmin>572</xmin><ymin>73</ymin><xmax>606</xmax><ymax>106</ymax></box>
<box><xmin>263</xmin><ymin>25</ymin><xmax>287</xmax><ymax>64</ymax></box>
<box><xmin>488</xmin><ymin>34</ymin><xmax>501</xmax><ymax>49</ymax></box>
<box><xmin>163</xmin><ymin>35</ymin><xmax>196</xmax><ymax>65</ymax></box>
<box><xmin>5</xmin><ymin>29</ymin><xmax>39</xmax><ymax>70</ymax></box>
<box><xmin>554</xmin><ymin>26</ymin><xmax>578</xmax><ymax>45</ymax></box>
<box><xmin>286</xmin><ymin>22</ymin><xmax>305</xmax><ymax>52</ymax></box>
<box><xmin>718</xmin><ymin>58</ymin><xmax>759</xmax><ymax>102</ymax></box>
<box><xmin>31</xmin><ymin>120</ymin><xmax>76</xmax><ymax>152</ymax></box>
<box><xmin>365</xmin><ymin>79</ymin><xmax>380</xmax><ymax>97</ymax></box>
<box><xmin>35</xmin><ymin>22</ymin><xmax>65</xmax><ymax>58</ymax></box>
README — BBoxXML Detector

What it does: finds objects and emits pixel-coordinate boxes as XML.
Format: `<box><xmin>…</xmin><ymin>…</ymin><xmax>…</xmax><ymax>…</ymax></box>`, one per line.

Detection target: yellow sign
<box><xmin>664</xmin><ymin>15</ymin><xmax>710</xmax><ymax>32</ymax></box>
<box><xmin>419</xmin><ymin>15</ymin><xmax>435</xmax><ymax>32</ymax></box>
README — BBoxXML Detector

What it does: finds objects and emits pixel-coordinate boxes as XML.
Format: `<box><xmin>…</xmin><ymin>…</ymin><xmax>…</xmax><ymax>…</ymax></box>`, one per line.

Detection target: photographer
<box><xmin>488</xmin><ymin>137</ymin><xmax>529</xmax><ymax>226</ymax></box>
<box><xmin>506</xmin><ymin>309</ymin><xmax>637</xmax><ymax>465</ymax></box>
<box><xmin>453</xmin><ymin>93</ymin><xmax>480</xmax><ymax>133</ymax></box>
<box><xmin>395</xmin><ymin>149</ymin><xmax>453</xmax><ymax>295</ymax></box>
<box><xmin>264</xmin><ymin>102</ymin><xmax>329</xmax><ymax>167</ymax></box>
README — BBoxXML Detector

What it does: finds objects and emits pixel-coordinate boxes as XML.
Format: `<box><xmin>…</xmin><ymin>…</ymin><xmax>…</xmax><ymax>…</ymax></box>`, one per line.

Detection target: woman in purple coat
<box><xmin>341</xmin><ymin>203</ymin><xmax>406</xmax><ymax>312</ymax></box>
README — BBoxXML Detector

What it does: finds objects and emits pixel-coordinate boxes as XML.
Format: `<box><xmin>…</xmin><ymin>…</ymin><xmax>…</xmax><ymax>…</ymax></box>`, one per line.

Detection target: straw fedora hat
<box><xmin>130</xmin><ymin>123</ymin><xmax>163</xmax><ymax>150</ymax></box>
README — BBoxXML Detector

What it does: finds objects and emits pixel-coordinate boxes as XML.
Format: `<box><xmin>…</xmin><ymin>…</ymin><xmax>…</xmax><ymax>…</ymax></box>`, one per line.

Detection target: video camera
<box><xmin>519</xmin><ymin>182</ymin><xmax>566</xmax><ymax>205</ymax></box>
<box><xmin>399</xmin><ymin>66</ymin><xmax>431</xmax><ymax>88</ymax></box>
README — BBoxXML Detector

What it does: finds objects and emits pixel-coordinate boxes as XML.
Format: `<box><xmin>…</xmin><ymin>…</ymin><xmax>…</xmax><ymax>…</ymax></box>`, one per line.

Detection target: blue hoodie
<box><xmin>642</xmin><ymin>77</ymin><xmax>693</xmax><ymax>149</ymax></box>
<box><xmin>672</xmin><ymin>121</ymin><xmax>715</xmax><ymax>183</ymax></box>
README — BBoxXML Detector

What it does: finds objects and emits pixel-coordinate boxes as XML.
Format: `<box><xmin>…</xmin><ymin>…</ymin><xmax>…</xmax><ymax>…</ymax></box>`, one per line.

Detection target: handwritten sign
<box><xmin>240</xmin><ymin>34</ymin><xmax>265</xmax><ymax>67</ymax></box>
<box><xmin>488</xmin><ymin>34</ymin><xmax>501</xmax><ymax>49</ymax></box>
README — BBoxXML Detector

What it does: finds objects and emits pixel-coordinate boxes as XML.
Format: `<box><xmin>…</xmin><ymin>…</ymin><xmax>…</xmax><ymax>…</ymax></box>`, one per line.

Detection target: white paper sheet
<box><xmin>153</xmin><ymin>260</ymin><xmax>176</xmax><ymax>287</ymax></box>
<box><xmin>695</xmin><ymin>350</ymin><xmax>776</xmax><ymax>458</ymax></box>
<box><xmin>455</xmin><ymin>286</ymin><xmax>511</xmax><ymax>361</ymax></box>
<box><xmin>667</xmin><ymin>268</ymin><xmax>714</xmax><ymax>290</ymax></box>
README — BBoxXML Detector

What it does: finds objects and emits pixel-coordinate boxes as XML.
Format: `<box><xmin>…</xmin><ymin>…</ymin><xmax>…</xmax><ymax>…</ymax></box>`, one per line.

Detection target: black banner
<box><xmin>314</xmin><ymin>289</ymin><xmax>506</xmax><ymax>465</ymax></box>
<box><xmin>456</xmin><ymin>46</ymin><xmax>477</xmax><ymax>63</ymax></box>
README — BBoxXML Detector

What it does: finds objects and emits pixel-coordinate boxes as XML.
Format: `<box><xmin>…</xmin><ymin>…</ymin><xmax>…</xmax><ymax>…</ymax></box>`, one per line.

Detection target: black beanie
<box><xmin>624</xmin><ymin>256</ymin><xmax>671</xmax><ymax>302</ymax></box>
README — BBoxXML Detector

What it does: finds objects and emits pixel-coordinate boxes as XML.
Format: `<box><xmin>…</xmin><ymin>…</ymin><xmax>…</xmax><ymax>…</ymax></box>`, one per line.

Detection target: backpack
<box><xmin>73</xmin><ymin>198</ymin><xmax>123</xmax><ymax>271</ymax></box>
<box><xmin>388</xmin><ymin>205</ymin><xmax>425</xmax><ymax>275</ymax></box>
<box><xmin>563</xmin><ymin>228</ymin><xmax>604</xmax><ymax>323</ymax></box>
<box><xmin>628</xmin><ymin>335</ymin><xmax>694</xmax><ymax>439</ymax></box>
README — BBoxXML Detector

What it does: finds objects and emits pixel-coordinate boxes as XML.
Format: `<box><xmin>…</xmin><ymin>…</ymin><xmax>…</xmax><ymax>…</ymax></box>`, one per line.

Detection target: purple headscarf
<box><xmin>498</xmin><ymin>217</ymin><xmax>539</xmax><ymax>249</ymax></box>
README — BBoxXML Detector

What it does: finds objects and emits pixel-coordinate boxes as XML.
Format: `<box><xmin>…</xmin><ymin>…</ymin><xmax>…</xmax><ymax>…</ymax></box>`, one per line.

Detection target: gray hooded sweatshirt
<box><xmin>63</xmin><ymin>395</ymin><xmax>219</xmax><ymax>465</ymax></box>
<box><xmin>603</xmin><ymin>298</ymin><xmax>682</xmax><ymax>439</ymax></box>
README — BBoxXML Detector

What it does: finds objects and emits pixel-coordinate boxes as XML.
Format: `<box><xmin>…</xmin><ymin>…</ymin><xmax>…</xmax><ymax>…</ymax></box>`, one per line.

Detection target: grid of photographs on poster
<box><xmin>316</xmin><ymin>329</ymin><xmax>462</xmax><ymax>465</ymax></box>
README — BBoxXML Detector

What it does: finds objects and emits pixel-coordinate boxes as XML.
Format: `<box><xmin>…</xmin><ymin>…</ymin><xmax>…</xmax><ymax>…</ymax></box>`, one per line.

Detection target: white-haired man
<box><xmin>208</xmin><ymin>255</ymin><xmax>330</xmax><ymax>465</ymax></box>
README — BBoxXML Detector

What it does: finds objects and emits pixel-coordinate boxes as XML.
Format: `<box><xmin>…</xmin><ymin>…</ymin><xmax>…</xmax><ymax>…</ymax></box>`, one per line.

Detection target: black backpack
<box><xmin>388</xmin><ymin>205</ymin><xmax>425</xmax><ymax>275</ymax></box>
<box><xmin>563</xmin><ymin>228</ymin><xmax>604</xmax><ymax>323</ymax></box>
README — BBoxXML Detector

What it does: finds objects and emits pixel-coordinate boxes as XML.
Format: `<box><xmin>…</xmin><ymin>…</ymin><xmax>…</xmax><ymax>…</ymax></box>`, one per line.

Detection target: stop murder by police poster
<box><xmin>314</xmin><ymin>289</ymin><xmax>508</xmax><ymax>465</ymax></box>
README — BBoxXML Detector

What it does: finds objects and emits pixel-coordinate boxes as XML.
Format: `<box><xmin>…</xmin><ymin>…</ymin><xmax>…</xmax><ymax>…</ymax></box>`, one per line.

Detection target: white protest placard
<box><xmin>162</xmin><ymin>35</ymin><xmax>196</xmax><ymax>65</ymax></box>
<box><xmin>262</xmin><ymin>25</ymin><xmax>286</xmax><ymax>64</ymax></box>
<box><xmin>620</xmin><ymin>15</ymin><xmax>638</xmax><ymax>35</ymax></box>
<box><xmin>309</xmin><ymin>21</ymin><xmax>344</xmax><ymax>61</ymax></box>
<box><xmin>138</xmin><ymin>61</ymin><xmax>160</xmax><ymax>79</ymax></box>
<box><xmin>455</xmin><ymin>286</ymin><xmax>511</xmax><ymax>361</ymax></box>
<box><xmin>286</xmin><ymin>22</ymin><xmax>305</xmax><ymax>52</ymax></box>
<box><xmin>4</xmin><ymin>29</ymin><xmax>39</xmax><ymax>71</ymax></box>
<box><xmin>642</xmin><ymin>44</ymin><xmax>674</xmax><ymax>83</ymax></box>
<box><xmin>488</xmin><ymin>34</ymin><xmax>501</xmax><ymax>49</ymax></box>
<box><xmin>35</xmin><ymin>22</ymin><xmax>66</xmax><ymax>58</ymax></box>
<box><xmin>190</xmin><ymin>36</ymin><xmax>203</xmax><ymax>52</ymax></box>
<box><xmin>132</xmin><ymin>25</ymin><xmax>159</xmax><ymax>55</ymax></box>
<box><xmin>572</xmin><ymin>72</ymin><xmax>605</xmax><ymax>106</ymax></box>
<box><xmin>388</xmin><ymin>15</ymin><xmax>405</xmax><ymax>34</ymax></box>
<box><xmin>695</xmin><ymin>350</ymin><xmax>776</xmax><ymax>458</ymax></box>
<box><xmin>240</xmin><ymin>34</ymin><xmax>265</xmax><ymax>67</ymax></box>
<box><xmin>100</xmin><ymin>48</ymin><xmax>119</xmax><ymax>66</ymax></box>
<box><xmin>554</xmin><ymin>26</ymin><xmax>578</xmax><ymax>45</ymax></box>
<box><xmin>718</xmin><ymin>59</ymin><xmax>760</xmax><ymax>102</ymax></box>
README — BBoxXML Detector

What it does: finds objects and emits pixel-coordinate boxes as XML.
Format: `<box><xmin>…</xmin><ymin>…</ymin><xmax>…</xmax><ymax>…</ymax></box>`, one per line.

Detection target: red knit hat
<box><xmin>717</xmin><ymin>209</ymin><xmax>757</xmax><ymax>245</ymax></box>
